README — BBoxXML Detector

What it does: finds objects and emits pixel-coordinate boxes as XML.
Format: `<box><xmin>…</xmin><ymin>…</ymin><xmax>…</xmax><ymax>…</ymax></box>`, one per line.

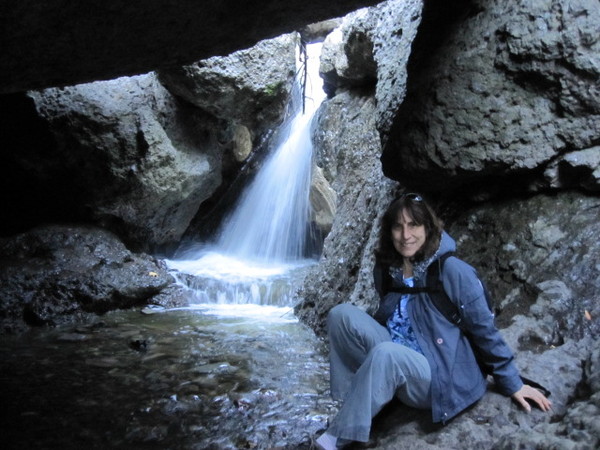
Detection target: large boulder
<box><xmin>18</xmin><ymin>73</ymin><xmax>223</xmax><ymax>251</ymax></box>
<box><xmin>158</xmin><ymin>33</ymin><xmax>299</xmax><ymax>137</ymax></box>
<box><xmin>381</xmin><ymin>0</ymin><xmax>600</xmax><ymax>195</ymax></box>
<box><xmin>0</xmin><ymin>225</ymin><xmax>183</xmax><ymax>334</ymax></box>
<box><xmin>296</xmin><ymin>0</ymin><xmax>424</xmax><ymax>334</ymax></box>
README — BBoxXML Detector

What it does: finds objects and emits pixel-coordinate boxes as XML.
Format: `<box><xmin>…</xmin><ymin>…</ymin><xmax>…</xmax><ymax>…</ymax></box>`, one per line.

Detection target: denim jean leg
<box><xmin>327</xmin><ymin>304</ymin><xmax>391</xmax><ymax>400</ymax></box>
<box><xmin>328</xmin><ymin>341</ymin><xmax>432</xmax><ymax>443</ymax></box>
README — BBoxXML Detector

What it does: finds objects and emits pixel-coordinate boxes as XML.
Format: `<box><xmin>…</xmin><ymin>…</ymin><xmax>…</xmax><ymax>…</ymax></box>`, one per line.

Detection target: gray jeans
<box><xmin>326</xmin><ymin>303</ymin><xmax>432</xmax><ymax>443</ymax></box>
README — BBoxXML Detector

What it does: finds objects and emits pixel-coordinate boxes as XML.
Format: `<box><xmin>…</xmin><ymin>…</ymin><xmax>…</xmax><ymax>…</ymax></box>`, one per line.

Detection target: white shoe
<box><xmin>315</xmin><ymin>432</ymin><xmax>338</xmax><ymax>450</ymax></box>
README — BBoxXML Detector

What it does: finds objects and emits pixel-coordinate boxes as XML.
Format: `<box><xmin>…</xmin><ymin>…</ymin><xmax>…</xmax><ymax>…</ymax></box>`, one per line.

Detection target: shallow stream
<box><xmin>2</xmin><ymin>304</ymin><xmax>337</xmax><ymax>449</ymax></box>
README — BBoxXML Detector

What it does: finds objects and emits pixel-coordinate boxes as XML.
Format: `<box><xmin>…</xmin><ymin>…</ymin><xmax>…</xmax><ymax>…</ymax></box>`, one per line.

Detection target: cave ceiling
<box><xmin>0</xmin><ymin>0</ymin><xmax>381</xmax><ymax>94</ymax></box>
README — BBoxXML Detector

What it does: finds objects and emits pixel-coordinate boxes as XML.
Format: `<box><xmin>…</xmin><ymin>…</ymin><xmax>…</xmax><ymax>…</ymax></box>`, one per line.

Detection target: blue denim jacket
<box><xmin>374</xmin><ymin>232</ymin><xmax>522</xmax><ymax>423</ymax></box>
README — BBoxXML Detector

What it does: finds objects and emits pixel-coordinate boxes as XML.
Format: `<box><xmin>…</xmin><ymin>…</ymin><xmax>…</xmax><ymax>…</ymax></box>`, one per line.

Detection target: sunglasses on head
<box><xmin>400</xmin><ymin>193</ymin><xmax>423</xmax><ymax>202</ymax></box>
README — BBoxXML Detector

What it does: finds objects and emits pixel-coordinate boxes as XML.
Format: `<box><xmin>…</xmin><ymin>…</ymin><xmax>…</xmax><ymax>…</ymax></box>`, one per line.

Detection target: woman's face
<box><xmin>391</xmin><ymin>209</ymin><xmax>427</xmax><ymax>259</ymax></box>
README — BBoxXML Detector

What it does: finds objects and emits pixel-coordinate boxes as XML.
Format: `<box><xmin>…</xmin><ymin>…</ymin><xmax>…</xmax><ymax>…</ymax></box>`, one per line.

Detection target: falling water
<box><xmin>167</xmin><ymin>43</ymin><xmax>326</xmax><ymax>308</ymax></box>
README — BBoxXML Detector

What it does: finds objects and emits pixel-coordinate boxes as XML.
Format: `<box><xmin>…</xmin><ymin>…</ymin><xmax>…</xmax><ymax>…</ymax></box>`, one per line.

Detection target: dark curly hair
<box><xmin>376</xmin><ymin>194</ymin><xmax>444</xmax><ymax>267</ymax></box>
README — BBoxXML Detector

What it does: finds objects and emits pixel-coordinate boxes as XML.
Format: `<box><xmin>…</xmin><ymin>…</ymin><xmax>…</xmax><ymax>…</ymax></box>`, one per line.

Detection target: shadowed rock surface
<box><xmin>381</xmin><ymin>0</ymin><xmax>600</xmax><ymax>196</ymax></box>
<box><xmin>0</xmin><ymin>225</ymin><xmax>185</xmax><ymax>334</ymax></box>
<box><xmin>0</xmin><ymin>0</ymin><xmax>382</xmax><ymax>94</ymax></box>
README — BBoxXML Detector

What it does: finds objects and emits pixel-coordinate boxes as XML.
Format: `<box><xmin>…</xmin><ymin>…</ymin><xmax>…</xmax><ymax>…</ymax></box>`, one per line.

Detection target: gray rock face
<box><xmin>319</xmin><ymin>0</ymin><xmax>424</xmax><ymax>133</ymax></box>
<box><xmin>158</xmin><ymin>33</ymin><xmax>299</xmax><ymax>136</ymax></box>
<box><xmin>0</xmin><ymin>225</ymin><xmax>183</xmax><ymax>334</ymax></box>
<box><xmin>545</xmin><ymin>146</ymin><xmax>600</xmax><ymax>191</ymax></box>
<box><xmin>25</xmin><ymin>74</ymin><xmax>222</xmax><ymax>251</ymax></box>
<box><xmin>446</xmin><ymin>192</ymin><xmax>600</xmax><ymax>340</ymax></box>
<box><xmin>294</xmin><ymin>91</ymin><xmax>398</xmax><ymax>332</ymax></box>
<box><xmin>296</xmin><ymin>0</ymin><xmax>424</xmax><ymax>335</ymax></box>
<box><xmin>381</xmin><ymin>0</ymin><xmax>600</xmax><ymax>195</ymax></box>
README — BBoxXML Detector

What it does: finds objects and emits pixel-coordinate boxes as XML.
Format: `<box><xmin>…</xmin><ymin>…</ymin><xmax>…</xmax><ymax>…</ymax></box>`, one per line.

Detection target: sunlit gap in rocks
<box><xmin>166</xmin><ymin>43</ymin><xmax>326</xmax><ymax>318</ymax></box>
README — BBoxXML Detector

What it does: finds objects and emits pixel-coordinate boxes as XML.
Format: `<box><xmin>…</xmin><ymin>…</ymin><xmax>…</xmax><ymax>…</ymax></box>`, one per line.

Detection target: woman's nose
<box><xmin>401</xmin><ymin>226</ymin><xmax>410</xmax><ymax>240</ymax></box>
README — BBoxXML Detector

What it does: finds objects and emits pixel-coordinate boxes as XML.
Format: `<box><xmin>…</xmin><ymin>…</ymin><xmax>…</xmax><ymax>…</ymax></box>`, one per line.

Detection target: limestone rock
<box><xmin>309</xmin><ymin>164</ymin><xmax>337</xmax><ymax>235</ymax></box>
<box><xmin>0</xmin><ymin>225</ymin><xmax>183</xmax><ymax>333</ymax></box>
<box><xmin>320</xmin><ymin>10</ymin><xmax>378</xmax><ymax>94</ymax></box>
<box><xmin>381</xmin><ymin>0</ymin><xmax>600</xmax><ymax>195</ymax></box>
<box><xmin>232</xmin><ymin>125</ymin><xmax>253</xmax><ymax>162</ymax></box>
<box><xmin>158</xmin><ymin>33</ymin><xmax>299</xmax><ymax>135</ymax></box>
<box><xmin>446</xmin><ymin>191</ymin><xmax>600</xmax><ymax>339</ymax></box>
<box><xmin>23</xmin><ymin>73</ymin><xmax>222</xmax><ymax>251</ymax></box>
<box><xmin>319</xmin><ymin>0</ymin><xmax>423</xmax><ymax>132</ymax></box>
<box><xmin>544</xmin><ymin>146</ymin><xmax>600</xmax><ymax>191</ymax></box>
<box><xmin>294</xmin><ymin>90</ymin><xmax>398</xmax><ymax>332</ymax></box>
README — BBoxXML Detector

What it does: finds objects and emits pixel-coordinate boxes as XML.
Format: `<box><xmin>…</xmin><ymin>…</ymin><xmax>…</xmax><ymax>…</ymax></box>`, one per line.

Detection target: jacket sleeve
<box><xmin>442</xmin><ymin>258</ymin><xmax>523</xmax><ymax>396</ymax></box>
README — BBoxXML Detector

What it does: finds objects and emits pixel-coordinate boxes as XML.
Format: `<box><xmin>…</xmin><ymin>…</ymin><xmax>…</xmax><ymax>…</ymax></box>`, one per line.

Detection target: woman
<box><xmin>316</xmin><ymin>193</ymin><xmax>551</xmax><ymax>449</ymax></box>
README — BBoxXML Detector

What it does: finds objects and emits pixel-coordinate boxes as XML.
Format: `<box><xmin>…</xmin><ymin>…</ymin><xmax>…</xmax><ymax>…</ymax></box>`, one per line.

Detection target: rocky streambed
<box><xmin>1</xmin><ymin>306</ymin><xmax>336</xmax><ymax>450</ymax></box>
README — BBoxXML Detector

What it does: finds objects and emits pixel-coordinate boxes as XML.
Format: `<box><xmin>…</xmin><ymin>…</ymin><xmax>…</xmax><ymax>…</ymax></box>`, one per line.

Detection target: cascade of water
<box><xmin>166</xmin><ymin>43</ymin><xmax>326</xmax><ymax>308</ymax></box>
<box><xmin>216</xmin><ymin>44</ymin><xmax>325</xmax><ymax>263</ymax></box>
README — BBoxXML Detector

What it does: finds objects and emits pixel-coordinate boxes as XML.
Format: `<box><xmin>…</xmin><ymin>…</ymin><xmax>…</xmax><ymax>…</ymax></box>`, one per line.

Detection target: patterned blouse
<box><xmin>386</xmin><ymin>275</ymin><xmax>424</xmax><ymax>355</ymax></box>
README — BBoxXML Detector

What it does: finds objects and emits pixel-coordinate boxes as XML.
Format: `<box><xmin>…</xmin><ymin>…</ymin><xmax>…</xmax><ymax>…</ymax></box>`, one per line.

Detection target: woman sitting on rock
<box><xmin>316</xmin><ymin>193</ymin><xmax>551</xmax><ymax>449</ymax></box>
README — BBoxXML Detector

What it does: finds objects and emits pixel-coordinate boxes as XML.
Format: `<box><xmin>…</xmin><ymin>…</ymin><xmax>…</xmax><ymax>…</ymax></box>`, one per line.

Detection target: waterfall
<box><xmin>216</xmin><ymin>62</ymin><xmax>323</xmax><ymax>263</ymax></box>
<box><xmin>166</xmin><ymin>42</ymin><xmax>326</xmax><ymax>308</ymax></box>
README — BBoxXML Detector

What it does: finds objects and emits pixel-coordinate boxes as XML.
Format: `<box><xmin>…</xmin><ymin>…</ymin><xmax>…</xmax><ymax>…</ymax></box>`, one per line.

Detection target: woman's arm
<box><xmin>443</xmin><ymin>259</ymin><xmax>552</xmax><ymax>411</ymax></box>
<box><xmin>442</xmin><ymin>258</ymin><xmax>522</xmax><ymax>395</ymax></box>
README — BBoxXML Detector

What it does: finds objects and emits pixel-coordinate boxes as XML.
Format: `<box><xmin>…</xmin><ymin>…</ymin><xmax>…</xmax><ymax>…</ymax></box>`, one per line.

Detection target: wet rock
<box><xmin>0</xmin><ymin>224</ymin><xmax>181</xmax><ymax>333</ymax></box>
<box><xmin>57</xmin><ymin>333</ymin><xmax>89</xmax><ymax>342</ymax></box>
<box><xmin>129</xmin><ymin>339</ymin><xmax>148</xmax><ymax>352</ymax></box>
<box><xmin>446</xmin><ymin>192</ymin><xmax>600</xmax><ymax>338</ymax></box>
<box><xmin>141</xmin><ymin>305</ymin><xmax>167</xmax><ymax>315</ymax></box>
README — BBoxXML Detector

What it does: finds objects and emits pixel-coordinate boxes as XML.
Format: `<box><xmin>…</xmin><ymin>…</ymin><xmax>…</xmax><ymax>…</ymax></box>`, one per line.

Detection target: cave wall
<box><xmin>381</xmin><ymin>0</ymin><xmax>600</xmax><ymax>196</ymax></box>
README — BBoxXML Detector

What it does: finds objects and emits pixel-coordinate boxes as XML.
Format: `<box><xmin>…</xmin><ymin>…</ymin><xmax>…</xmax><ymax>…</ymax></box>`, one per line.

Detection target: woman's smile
<box><xmin>392</xmin><ymin>210</ymin><xmax>426</xmax><ymax>259</ymax></box>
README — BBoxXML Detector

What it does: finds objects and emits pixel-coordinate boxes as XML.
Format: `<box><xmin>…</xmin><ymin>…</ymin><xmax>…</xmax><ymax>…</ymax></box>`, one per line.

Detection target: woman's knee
<box><xmin>327</xmin><ymin>303</ymin><xmax>360</xmax><ymax>328</ymax></box>
<box><xmin>370</xmin><ymin>342</ymin><xmax>416</xmax><ymax>366</ymax></box>
<box><xmin>370</xmin><ymin>343</ymin><xmax>430</xmax><ymax>379</ymax></box>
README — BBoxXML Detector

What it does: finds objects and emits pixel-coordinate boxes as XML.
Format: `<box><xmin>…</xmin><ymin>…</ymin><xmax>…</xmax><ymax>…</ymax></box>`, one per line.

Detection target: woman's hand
<box><xmin>511</xmin><ymin>384</ymin><xmax>552</xmax><ymax>412</ymax></box>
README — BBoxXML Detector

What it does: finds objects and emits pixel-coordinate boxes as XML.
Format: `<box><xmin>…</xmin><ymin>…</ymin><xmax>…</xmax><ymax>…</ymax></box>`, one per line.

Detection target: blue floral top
<box><xmin>386</xmin><ymin>276</ymin><xmax>424</xmax><ymax>355</ymax></box>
